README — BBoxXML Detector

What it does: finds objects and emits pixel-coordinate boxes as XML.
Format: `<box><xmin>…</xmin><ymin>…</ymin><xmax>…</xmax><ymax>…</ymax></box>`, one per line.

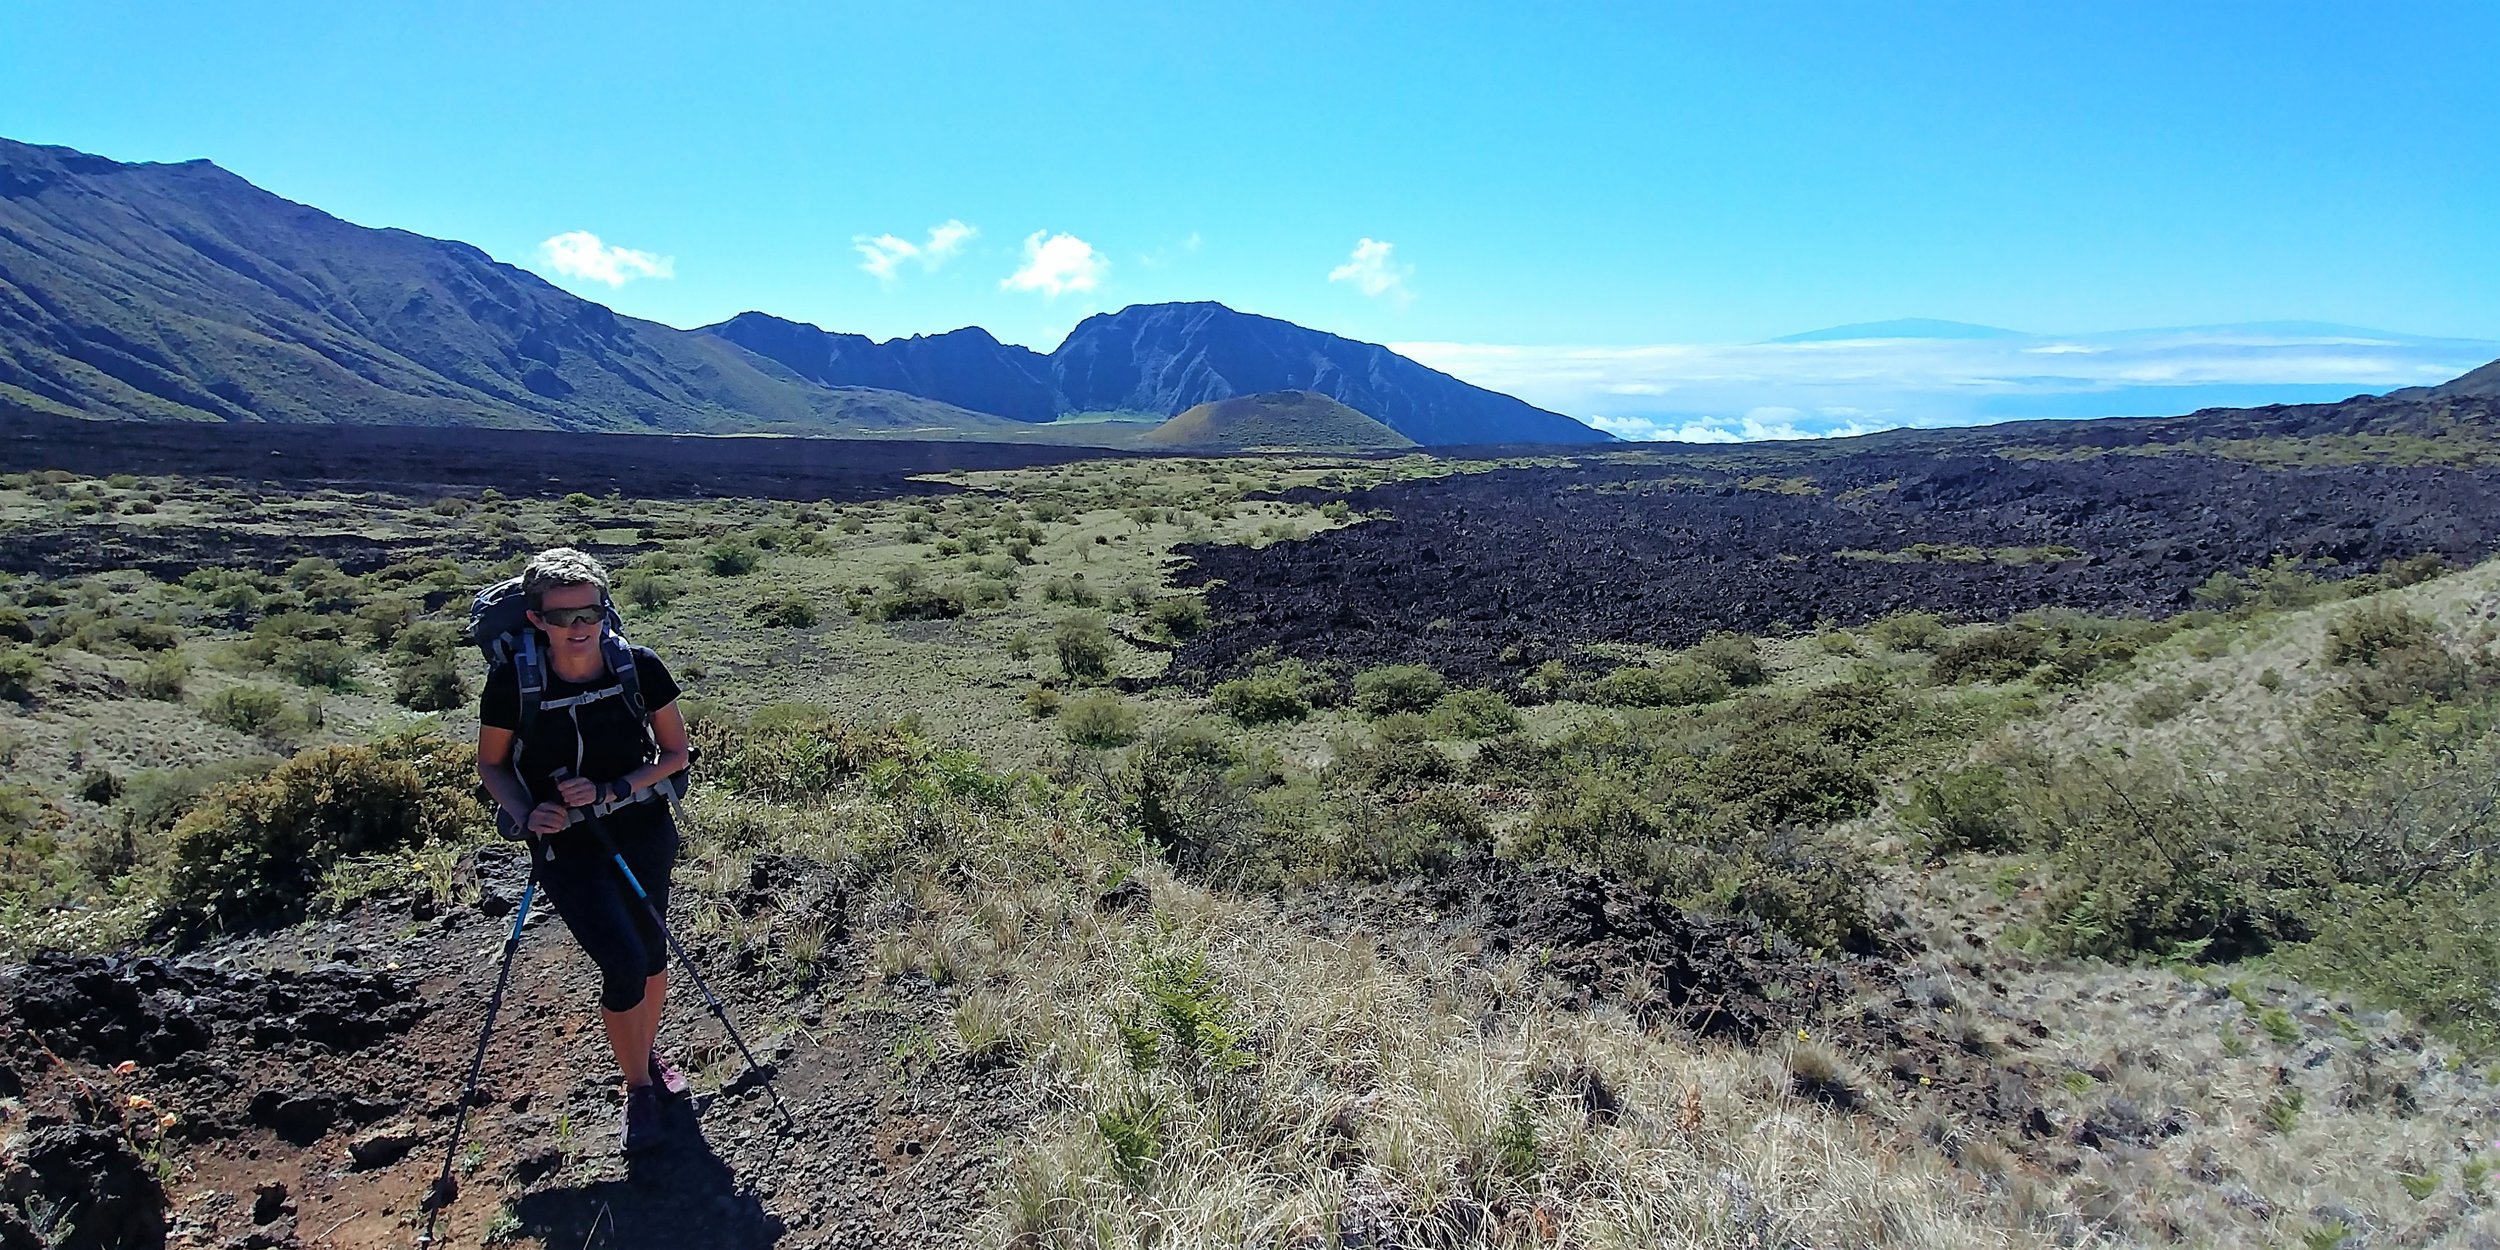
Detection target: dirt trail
<box><xmin>1</xmin><ymin>847</ymin><xmax>1021</xmax><ymax>1250</ymax></box>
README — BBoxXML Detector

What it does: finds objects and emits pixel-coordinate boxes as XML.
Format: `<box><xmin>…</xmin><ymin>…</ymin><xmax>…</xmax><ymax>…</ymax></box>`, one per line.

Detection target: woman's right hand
<box><xmin>526</xmin><ymin>802</ymin><xmax>570</xmax><ymax>835</ymax></box>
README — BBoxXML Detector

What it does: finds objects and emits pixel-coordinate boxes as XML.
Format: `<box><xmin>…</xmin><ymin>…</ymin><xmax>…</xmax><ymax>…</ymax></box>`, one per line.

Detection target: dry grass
<box><xmin>910</xmin><ymin>866</ymin><xmax>2053</xmax><ymax>1249</ymax></box>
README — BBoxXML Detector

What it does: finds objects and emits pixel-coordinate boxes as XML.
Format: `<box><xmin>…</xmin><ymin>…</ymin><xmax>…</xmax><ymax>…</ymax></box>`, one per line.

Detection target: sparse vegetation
<box><xmin>2</xmin><ymin>447</ymin><xmax>2497</xmax><ymax>1249</ymax></box>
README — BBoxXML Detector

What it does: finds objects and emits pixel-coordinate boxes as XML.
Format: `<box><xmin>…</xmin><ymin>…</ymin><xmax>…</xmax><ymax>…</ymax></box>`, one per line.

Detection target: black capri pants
<box><xmin>536</xmin><ymin>806</ymin><xmax>680</xmax><ymax>1013</ymax></box>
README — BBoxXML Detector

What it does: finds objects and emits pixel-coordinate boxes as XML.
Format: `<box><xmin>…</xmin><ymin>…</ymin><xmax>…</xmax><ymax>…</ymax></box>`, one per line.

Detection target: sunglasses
<box><xmin>535</xmin><ymin>605</ymin><xmax>605</xmax><ymax>627</ymax></box>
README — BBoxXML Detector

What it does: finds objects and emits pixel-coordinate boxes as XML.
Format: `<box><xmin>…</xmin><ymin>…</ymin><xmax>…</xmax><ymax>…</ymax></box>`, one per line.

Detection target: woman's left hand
<box><xmin>555</xmin><ymin>775</ymin><xmax>598</xmax><ymax>808</ymax></box>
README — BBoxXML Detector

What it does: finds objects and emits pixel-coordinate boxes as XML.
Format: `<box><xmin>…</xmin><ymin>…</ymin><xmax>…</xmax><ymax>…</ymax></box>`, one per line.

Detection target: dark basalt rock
<box><xmin>1168</xmin><ymin>449</ymin><xmax>2500</xmax><ymax>689</ymax></box>
<box><xmin>1</xmin><ymin>952</ymin><xmax>425</xmax><ymax>1067</ymax></box>
<box><xmin>0</xmin><ymin>1123</ymin><xmax>166</xmax><ymax>1250</ymax></box>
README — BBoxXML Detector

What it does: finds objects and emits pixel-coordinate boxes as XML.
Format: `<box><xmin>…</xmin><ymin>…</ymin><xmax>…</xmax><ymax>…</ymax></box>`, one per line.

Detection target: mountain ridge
<box><xmin>0</xmin><ymin>136</ymin><xmax>1606</xmax><ymax>447</ymax></box>
<box><xmin>703</xmin><ymin>301</ymin><xmax>1609</xmax><ymax>445</ymax></box>
<box><xmin>0</xmin><ymin>137</ymin><xmax>1033</xmax><ymax>437</ymax></box>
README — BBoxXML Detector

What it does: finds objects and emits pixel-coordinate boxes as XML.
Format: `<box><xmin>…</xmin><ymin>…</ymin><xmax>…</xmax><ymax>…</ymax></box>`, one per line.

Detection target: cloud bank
<box><xmin>1330</xmin><ymin>238</ymin><xmax>1412</xmax><ymax>307</ymax></box>
<box><xmin>1001</xmin><ymin>231</ymin><xmax>1106</xmax><ymax>297</ymax></box>
<box><xmin>537</xmin><ymin>231</ymin><xmax>673</xmax><ymax>286</ymax></box>
<box><xmin>855</xmin><ymin>219</ymin><xmax>977</xmax><ymax>284</ymax></box>
<box><xmin>1397</xmin><ymin>326</ymin><xmax>2500</xmax><ymax>442</ymax></box>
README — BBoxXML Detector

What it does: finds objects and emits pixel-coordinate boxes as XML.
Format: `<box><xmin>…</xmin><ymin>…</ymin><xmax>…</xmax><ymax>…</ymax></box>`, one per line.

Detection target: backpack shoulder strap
<box><xmin>516</xmin><ymin>629</ymin><xmax>547</xmax><ymax>737</ymax></box>
<box><xmin>601</xmin><ymin>630</ymin><xmax>649</xmax><ymax>728</ymax></box>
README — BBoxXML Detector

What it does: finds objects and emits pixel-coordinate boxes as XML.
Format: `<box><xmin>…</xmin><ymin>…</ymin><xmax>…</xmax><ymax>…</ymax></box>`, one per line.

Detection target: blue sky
<box><xmin>5</xmin><ymin>2</ymin><xmax>2496</xmax><ymax>436</ymax></box>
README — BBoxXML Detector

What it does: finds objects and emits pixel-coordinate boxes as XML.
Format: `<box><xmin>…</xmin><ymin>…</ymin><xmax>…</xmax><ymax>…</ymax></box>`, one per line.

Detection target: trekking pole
<box><xmin>576</xmin><ymin>808</ymin><xmax>800</xmax><ymax>1133</ymax></box>
<box><xmin>418</xmin><ymin>852</ymin><xmax>541</xmax><ymax>1245</ymax></box>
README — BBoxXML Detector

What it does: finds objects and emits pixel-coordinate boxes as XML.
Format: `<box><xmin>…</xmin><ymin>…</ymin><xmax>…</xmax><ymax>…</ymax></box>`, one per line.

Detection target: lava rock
<box><xmin>251</xmin><ymin>1182</ymin><xmax>290</xmax><ymax>1225</ymax></box>
<box><xmin>1</xmin><ymin>1122</ymin><xmax>166</xmax><ymax>1250</ymax></box>
<box><xmin>347</xmin><ymin>1122</ymin><xmax>423</xmax><ymax>1169</ymax></box>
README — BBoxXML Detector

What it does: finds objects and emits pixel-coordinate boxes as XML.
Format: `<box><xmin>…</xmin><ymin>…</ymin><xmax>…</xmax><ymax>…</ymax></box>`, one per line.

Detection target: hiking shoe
<box><xmin>648</xmin><ymin>1049</ymin><xmax>691</xmax><ymax>1099</ymax></box>
<box><xmin>621</xmin><ymin>1085</ymin><xmax>667</xmax><ymax>1155</ymax></box>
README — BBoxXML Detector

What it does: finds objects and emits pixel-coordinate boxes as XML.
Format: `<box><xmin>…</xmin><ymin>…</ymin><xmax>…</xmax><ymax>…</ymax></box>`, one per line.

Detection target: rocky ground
<box><xmin>1169</xmin><ymin>450</ymin><xmax>2500</xmax><ymax>686</ymax></box>
<box><xmin>0</xmin><ymin>847</ymin><xmax>1018</xmax><ymax>1250</ymax></box>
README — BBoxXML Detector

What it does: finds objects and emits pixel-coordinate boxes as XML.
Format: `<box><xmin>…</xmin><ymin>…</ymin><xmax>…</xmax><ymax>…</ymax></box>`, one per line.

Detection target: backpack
<box><xmin>468</xmin><ymin>576</ymin><xmax>686</xmax><ymax>829</ymax></box>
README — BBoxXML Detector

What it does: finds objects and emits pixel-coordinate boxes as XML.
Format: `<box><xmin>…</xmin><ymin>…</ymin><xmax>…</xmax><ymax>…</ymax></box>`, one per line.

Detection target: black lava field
<box><xmin>0</xmin><ymin>409</ymin><xmax>1109</xmax><ymax>500</ymax></box>
<box><xmin>1168</xmin><ymin>451</ymin><xmax>2500</xmax><ymax>687</ymax></box>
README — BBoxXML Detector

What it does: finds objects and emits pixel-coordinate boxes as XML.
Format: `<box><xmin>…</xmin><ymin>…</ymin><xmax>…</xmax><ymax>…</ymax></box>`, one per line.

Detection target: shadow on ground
<box><xmin>508</xmin><ymin>1102</ymin><xmax>785</xmax><ymax>1249</ymax></box>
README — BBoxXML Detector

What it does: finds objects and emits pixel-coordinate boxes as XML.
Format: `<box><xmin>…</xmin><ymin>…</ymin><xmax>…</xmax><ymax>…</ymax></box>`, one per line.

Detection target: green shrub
<box><xmin>203</xmin><ymin>684</ymin><xmax>289</xmax><ymax>733</ymax></box>
<box><xmin>2374</xmin><ymin>551</ymin><xmax>2449</xmax><ymax>590</ymax></box>
<box><xmin>1062</xmin><ymin>692</ymin><xmax>1141</xmax><ymax>748</ymax></box>
<box><xmin>2325</xmin><ymin>620</ymin><xmax>2489</xmax><ymax>720</ymax></box>
<box><xmin>1042</xmin><ymin>574</ymin><xmax>1102</xmax><ymax>607</ymax></box>
<box><xmin>278</xmin><ymin>639</ymin><xmax>361</xmax><ymax>690</ymax></box>
<box><xmin>1210</xmin><ymin>660</ymin><xmax>1316</xmax><ymax>724</ymax></box>
<box><xmin>1702</xmin><ymin>728</ymin><xmax>1878</xmax><ymax>828</ymax></box>
<box><xmin>2326</xmin><ymin>602</ymin><xmax>2437</xmax><ymax>668</ymax></box>
<box><xmin>697</xmin><ymin>714</ymin><xmax>933</xmax><ymax>803</ymax></box>
<box><xmin>704</xmin><ymin>539</ymin><xmax>762</xmax><ymax>575</ymax></box>
<box><xmin>2282</xmin><ymin>875</ymin><xmax>2500</xmax><ymax>1053</ymax></box>
<box><xmin>1590</xmin><ymin>660</ymin><xmax>1727</xmax><ymax>708</ymax></box>
<box><xmin>237</xmin><ymin>611</ymin><xmax>343</xmax><ymax>667</ymax></box>
<box><xmin>73</xmin><ymin>616</ymin><xmax>182</xmax><ymax>654</ymax></box>
<box><xmin>1900</xmin><ymin>764</ymin><xmax>2017</xmax><ymax>855</ymax></box>
<box><xmin>394</xmin><ymin>655</ymin><xmax>470</xmax><ymax>712</ymax></box>
<box><xmin>2129</xmin><ymin>679</ymin><xmax>2209</xmax><ymax>726</ymax></box>
<box><xmin>1054</xmin><ymin>613</ymin><xmax>1115</xmax><ymax>684</ymax></box>
<box><xmin>1687</xmin><ymin>632</ymin><xmax>1768</xmax><ymax>687</ymax></box>
<box><xmin>1930</xmin><ymin>626</ymin><xmax>2049</xmax><ymax>684</ymax></box>
<box><xmin>1148</xmin><ymin>596</ymin><xmax>1209</xmax><ymax>640</ymax></box>
<box><xmin>78</xmin><ymin>767</ymin><xmax>122</xmax><ymax>806</ymax></box>
<box><xmin>1022</xmin><ymin>685</ymin><xmax>1062</xmax><ymax>718</ymax></box>
<box><xmin>354</xmin><ymin>599</ymin><xmax>418</xmax><ymax>649</ymax></box>
<box><xmin>0</xmin><ymin>646</ymin><xmax>40</xmax><ymax>703</ymax></box>
<box><xmin>1329</xmin><ymin>720</ymin><xmax>1455</xmax><ymax>794</ymax></box>
<box><xmin>2009</xmin><ymin>745</ymin><xmax>2351</xmax><ymax>961</ymax></box>
<box><xmin>167</xmin><ymin>744</ymin><xmax>430</xmax><ymax>928</ymax></box>
<box><xmin>1425</xmin><ymin>688</ymin><xmax>1520</xmax><ymax>739</ymax></box>
<box><xmin>1309</xmin><ymin>789</ymin><xmax>1491</xmax><ymax>881</ymax></box>
<box><xmin>1866</xmin><ymin>611</ymin><xmax>1946</xmax><ymax>652</ymax></box>
<box><xmin>619</xmin><ymin>571</ymin><xmax>680</xmax><ymax>612</ymax></box>
<box><xmin>0</xmin><ymin>607</ymin><xmax>29</xmax><ymax>643</ymax></box>
<box><xmin>389</xmin><ymin>619</ymin><xmax>465</xmax><ymax>664</ymax></box>
<box><xmin>136</xmin><ymin>651</ymin><xmax>191</xmax><ymax>701</ymax></box>
<box><xmin>1519</xmin><ymin>772</ymin><xmax>1669</xmax><ymax>862</ymax></box>
<box><xmin>1354</xmin><ymin>664</ymin><xmax>1447</xmax><ymax>717</ymax></box>
<box><xmin>868</xmin><ymin>585</ymin><xmax>965</xmax><ymax>622</ymax></box>
<box><xmin>746</xmin><ymin>596</ymin><xmax>819</xmax><ymax>628</ymax></box>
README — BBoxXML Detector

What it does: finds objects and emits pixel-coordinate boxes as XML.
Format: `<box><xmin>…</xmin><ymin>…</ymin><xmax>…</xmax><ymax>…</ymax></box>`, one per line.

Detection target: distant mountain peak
<box><xmin>710</xmin><ymin>298</ymin><xmax>1609</xmax><ymax>445</ymax></box>
<box><xmin>1769</xmin><ymin>318</ymin><xmax>2024</xmax><ymax>343</ymax></box>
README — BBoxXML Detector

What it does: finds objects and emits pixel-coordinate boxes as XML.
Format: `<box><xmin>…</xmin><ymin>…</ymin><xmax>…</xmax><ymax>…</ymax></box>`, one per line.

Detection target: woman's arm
<box><xmin>613</xmin><ymin>702</ymin><xmax>692</xmax><ymax>795</ymax></box>
<box><xmin>478</xmin><ymin>724</ymin><xmax>568</xmax><ymax>834</ymax></box>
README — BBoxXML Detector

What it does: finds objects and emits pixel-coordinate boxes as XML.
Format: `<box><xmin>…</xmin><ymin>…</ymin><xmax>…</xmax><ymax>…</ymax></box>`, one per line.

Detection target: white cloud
<box><xmin>1329</xmin><ymin>237</ymin><xmax>1413</xmax><ymax>307</ymax></box>
<box><xmin>1397</xmin><ymin>326</ymin><xmax>2499</xmax><ymax>442</ymax></box>
<box><xmin>854</xmin><ymin>219</ymin><xmax>978</xmax><ymax>285</ymax></box>
<box><xmin>537</xmin><ymin>231</ymin><xmax>673</xmax><ymax>286</ymax></box>
<box><xmin>1588</xmin><ymin>409</ymin><xmax>1888</xmax><ymax>444</ymax></box>
<box><xmin>1000</xmin><ymin>231</ymin><xmax>1106</xmax><ymax>297</ymax></box>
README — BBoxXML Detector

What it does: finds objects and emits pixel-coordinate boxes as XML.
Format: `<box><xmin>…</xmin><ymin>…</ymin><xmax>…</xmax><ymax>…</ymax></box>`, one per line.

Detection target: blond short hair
<box><xmin>520</xmin><ymin>547</ymin><xmax>610</xmax><ymax>607</ymax></box>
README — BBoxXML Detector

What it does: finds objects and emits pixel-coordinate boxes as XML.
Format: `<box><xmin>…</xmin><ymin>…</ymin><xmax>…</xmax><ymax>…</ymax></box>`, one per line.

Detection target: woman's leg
<box><xmin>599</xmin><ymin>975</ymin><xmax>663</xmax><ymax>1086</ymax></box>
<box><xmin>536</xmin><ymin>841</ymin><xmax>663</xmax><ymax>1087</ymax></box>
<box><xmin>606</xmin><ymin>810</ymin><xmax>681</xmax><ymax>1080</ymax></box>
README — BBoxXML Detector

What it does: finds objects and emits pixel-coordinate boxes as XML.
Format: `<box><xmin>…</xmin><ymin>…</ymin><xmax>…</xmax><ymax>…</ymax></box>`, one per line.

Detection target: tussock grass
<box><xmin>960</xmin><ymin>868</ymin><xmax>2045</xmax><ymax>1249</ymax></box>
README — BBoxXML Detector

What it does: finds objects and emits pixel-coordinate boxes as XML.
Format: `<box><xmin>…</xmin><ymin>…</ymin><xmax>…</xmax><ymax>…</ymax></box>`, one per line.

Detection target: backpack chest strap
<box><xmin>538</xmin><ymin>684</ymin><xmax>628</xmax><ymax>713</ymax></box>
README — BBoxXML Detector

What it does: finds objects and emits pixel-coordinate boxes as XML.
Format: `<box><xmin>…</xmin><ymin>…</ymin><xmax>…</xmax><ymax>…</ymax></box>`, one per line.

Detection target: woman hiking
<box><xmin>475</xmin><ymin>547</ymin><xmax>693</xmax><ymax>1155</ymax></box>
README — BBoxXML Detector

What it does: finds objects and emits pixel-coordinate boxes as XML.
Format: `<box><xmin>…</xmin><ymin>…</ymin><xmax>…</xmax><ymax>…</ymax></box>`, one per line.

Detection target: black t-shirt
<box><xmin>481</xmin><ymin>644</ymin><xmax>681</xmax><ymax>805</ymax></box>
